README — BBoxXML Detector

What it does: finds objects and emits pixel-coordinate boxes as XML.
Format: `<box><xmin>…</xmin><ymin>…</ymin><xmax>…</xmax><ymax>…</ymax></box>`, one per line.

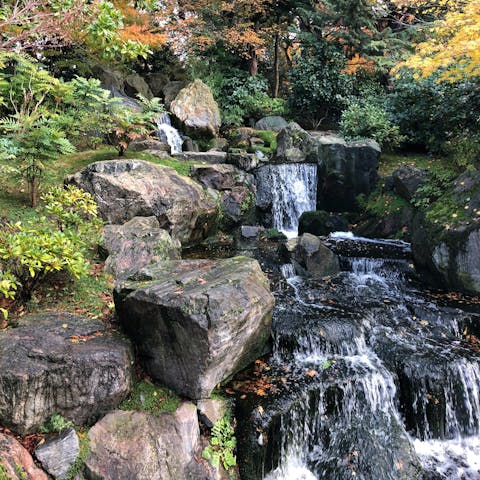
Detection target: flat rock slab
<box><xmin>0</xmin><ymin>432</ymin><xmax>48</xmax><ymax>480</ymax></box>
<box><xmin>173</xmin><ymin>151</ymin><xmax>227</xmax><ymax>164</ymax></box>
<box><xmin>85</xmin><ymin>404</ymin><xmax>202</xmax><ymax>480</ymax></box>
<box><xmin>114</xmin><ymin>256</ymin><xmax>275</xmax><ymax>399</ymax></box>
<box><xmin>66</xmin><ymin>159</ymin><xmax>218</xmax><ymax>245</ymax></box>
<box><xmin>0</xmin><ymin>312</ymin><xmax>133</xmax><ymax>434</ymax></box>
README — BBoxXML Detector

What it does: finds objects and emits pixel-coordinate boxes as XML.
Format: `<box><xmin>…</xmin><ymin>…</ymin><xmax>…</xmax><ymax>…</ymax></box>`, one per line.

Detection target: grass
<box><xmin>379</xmin><ymin>152</ymin><xmax>457</xmax><ymax>177</ymax></box>
<box><xmin>120</xmin><ymin>380</ymin><xmax>180</xmax><ymax>415</ymax></box>
<box><xmin>66</xmin><ymin>428</ymin><xmax>91</xmax><ymax>480</ymax></box>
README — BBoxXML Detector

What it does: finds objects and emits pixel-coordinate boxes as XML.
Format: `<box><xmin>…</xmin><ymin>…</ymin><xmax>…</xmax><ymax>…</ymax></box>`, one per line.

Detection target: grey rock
<box><xmin>255</xmin><ymin>116</ymin><xmax>289</xmax><ymax>132</ymax></box>
<box><xmin>103</xmin><ymin>216</ymin><xmax>181</xmax><ymax>279</ymax></box>
<box><xmin>35</xmin><ymin>428</ymin><xmax>79</xmax><ymax>480</ymax></box>
<box><xmin>114</xmin><ymin>256</ymin><xmax>275</xmax><ymax>399</ymax></box>
<box><xmin>191</xmin><ymin>164</ymin><xmax>254</xmax><ymax>191</ymax></box>
<box><xmin>162</xmin><ymin>81</ymin><xmax>187</xmax><ymax>110</ymax></box>
<box><xmin>241</xmin><ymin>225</ymin><xmax>260</xmax><ymax>238</ymax></box>
<box><xmin>289</xmin><ymin>233</ymin><xmax>340</xmax><ymax>279</ymax></box>
<box><xmin>182</xmin><ymin>137</ymin><xmax>200</xmax><ymax>152</ymax></box>
<box><xmin>226</xmin><ymin>149</ymin><xmax>260</xmax><ymax>172</ymax></box>
<box><xmin>392</xmin><ymin>165</ymin><xmax>428</xmax><ymax>201</ymax></box>
<box><xmin>170</xmin><ymin>79</ymin><xmax>221</xmax><ymax>137</ymax></box>
<box><xmin>173</xmin><ymin>151</ymin><xmax>227</xmax><ymax>164</ymax></box>
<box><xmin>124</xmin><ymin>73</ymin><xmax>153</xmax><ymax>100</ymax></box>
<box><xmin>0</xmin><ymin>312</ymin><xmax>133</xmax><ymax>434</ymax></box>
<box><xmin>128</xmin><ymin>140</ymin><xmax>170</xmax><ymax>153</ymax></box>
<box><xmin>275</xmin><ymin>123</ymin><xmax>318</xmax><ymax>163</ymax></box>
<box><xmin>66</xmin><ymin>159</ymin><xmax>218</xmax><ymax>246</ymax></box>
<box><xmin>197</xmin><ymin>399</ymin><xmax>229</xmax><ymax>428</ymax></box>
<box><xmin>85</xmin><ymin>404</ymin><xmax>204</xmax><ymax>480</ymax></box>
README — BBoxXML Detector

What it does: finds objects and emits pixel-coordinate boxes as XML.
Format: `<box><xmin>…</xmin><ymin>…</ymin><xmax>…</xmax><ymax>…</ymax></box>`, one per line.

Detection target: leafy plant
<box><xmin>202</xmin><ymin>415</ymin><xmax>237</xmax><ymax>471</ymax></box>
<box><xmin>120</xmin><ymin>380</ymin><xmax>180</xmax><ymax>414</ymax></box>
<box><xmin>39</xmin><ymin>414</ymin><xmax>73</xmax><ymax>434</ymax></box>
<box><xmin>0</xmin><ymin>462</ymin><xmax>12</xmax><ymax>480</ymax></box>
<box><xmin>340</xmin><ymin>101</ymin><xmax>403</xmax><ymax>148</ymax></box>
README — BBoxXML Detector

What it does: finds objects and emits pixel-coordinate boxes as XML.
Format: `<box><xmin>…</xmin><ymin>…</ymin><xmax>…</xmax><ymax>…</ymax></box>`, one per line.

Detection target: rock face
<box><xmin>314</xmin><ymin>132</ymin><xmax>381</xmax><ymax>211</ymax></box>
<box><xmin>35</xmin><ymin>428</ymin><xmax>79</xmax><ymax>480</ymax></box>
<box><xmin>412</xmin><ymin>170</ymin><xmax>480</xmax><ymax>294</ymax></box>
<box><xmin>226</xmin><ymin>149</ymin><xmax>261</xmax><ymax>172</ymax></box>
<box><xmin>286</xmin><ymin>234</ymin><xmax>340</xmax><ymax>279</ymax></box>
<box><xmin>191</xmin><ymin>164</ymin><xmax>256</xmax><ymax>227</ymax></box>
<box><xmin>85</xmin><ymin>404</ymin><xmax>203</xmax><ymax>480</ymax></box>
<box><xmin>103</xmin><ymin>216</ymin><xmax>181</xmax><ymax>279</ymax></box>
<box><xmin>66</xmin><ymin>159</ymin><xmax>217</xmax><ymax>245</ymax></box>
<box><xmin>392</xmin><ymin>165</ymin><xmax>428</xmax><ymax>201</ymax></box>
<box><xmin>0</xmin><ymin>312</ymin><xmax>133</xmax><ymax>434</ymax></box>
<box><xmin>298</xmin><ymin>210</ymin><xmax>349</xmax><ymax>237</ymax></box>
<box><xmin>114</xmin><ymin>256</ymin><xmax>275</xmax><ymax>399</ymax></box>
<box><xmin>0</xmin><ymin>433</ymin><xmax>49</xmax><ymax>480</ymax></box>
<box><xmin>170</xmin><ymin>79</ymin><xmax>221</xmax><ymax>138</ymax></box>
<box><xmin>255</xmin><ymin>116</ymin><xmax>289</xmax><ymax>132</ymax></box>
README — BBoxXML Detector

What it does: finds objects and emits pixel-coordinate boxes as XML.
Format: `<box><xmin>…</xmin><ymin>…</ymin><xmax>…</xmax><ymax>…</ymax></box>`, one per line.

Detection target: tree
<box><xmin>397</xmin><ymin>0</ymin><xmax>480</xmax><ymax>80</ymax></box>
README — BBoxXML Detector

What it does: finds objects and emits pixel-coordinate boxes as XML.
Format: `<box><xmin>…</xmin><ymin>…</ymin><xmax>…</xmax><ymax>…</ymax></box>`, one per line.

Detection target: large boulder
<box><xmin>298</xmin><ymin>210</ymin><xmax>349</xmax><ymax>237</ymax></box>
<box><xmin>162</xmin><ymin>80</ymin><xmax>187</xmax><ymax>110</ymax></box>
<box><xmin>255</xmin><ymin>116</ymin><xmax>289</xmax><ymax>132</ymax></box>
<box><xmin>66</xmin><ymin>159</ymin><xmax>218</xmax><ymax>245</ymax></box>
<box><xmin>275</xmin><ymin>122</ymin><xmax>318</xmax><ymax>163</ymax></box>
<box><xmin>170</xmin><ymin>79</ymin><xmax>221</xmax><ymax>138</ymax></box>
<box><xmin>191</xmin><ymin>164</ymin><xmax>256</xmax><ymax>227</ymax></box>
<box><xmin>313</xmin><ymin>132</ymin><xmax>381</xmax><ymax>211</ymax></box>
<box><xmin>0</xmin><ymin>313</ymin><xmax>133</xmax><ymax>434</ymax></box>
<box><xmin>392</xmin><ymin>165</ymin><xmax>428</xmax><ymax>201</ymax></box>
<box><xmin>412</xmin><ymin>170</ymin><xmax>480</xmax><ymax>294</ymax></box>
<box><xmin>84</xmin><ymin>404</ymin><xmax>204</xmax><ymax>480</ymax></box>
<box><xmin>285</xmin><ymin>234</ymin><xmax>340</xmax><ymax>279</ymax></box>
<box><xmin>103</xmin><ymin>216</ymin><xmax>181</xmax><ymax>279</ymax></box>
<box><xmin>0</xmin><ymin>433</ymin><xmax>48</xmax><ymax>480</ymax></box>
<box><xmin>226</xmin><ymin>149</ymin><xmax>261</xmax><ymax>172</ymax></box>
<box><xmin>114</xmin><ymin>256</ymin><xmax>275</xmax><ymax>399</ymax></box>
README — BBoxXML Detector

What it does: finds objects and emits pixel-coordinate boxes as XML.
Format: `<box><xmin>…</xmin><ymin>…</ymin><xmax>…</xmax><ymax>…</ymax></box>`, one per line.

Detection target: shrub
<box><xmin>39</xmin><ymin>414</ymin><xmax>73</xmax><ymax>434</ymax></box>
<box><xmin>340</xmin><ymin>101</ymin><xmax>403</xmax><ymax>148</ymax></box>
<box><xmin>0</xmin><ymin>186</ymin><xmax>101</xmax><ymax>311</ymax></box>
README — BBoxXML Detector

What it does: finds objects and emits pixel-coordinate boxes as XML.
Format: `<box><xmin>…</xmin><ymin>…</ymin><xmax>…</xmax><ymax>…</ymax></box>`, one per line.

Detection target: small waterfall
<box><xmin>261</xmin><ymin>163</ymin><xmax>317</xmax><ymax>238</ymax></box>
<box><xmin>156</xmin><ymin>112</ymin><xmax>183</xmax><ymax>154</ymax></box>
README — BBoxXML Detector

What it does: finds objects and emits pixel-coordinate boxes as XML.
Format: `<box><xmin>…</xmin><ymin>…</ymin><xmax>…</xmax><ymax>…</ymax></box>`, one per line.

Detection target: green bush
<box><xmin>0</xmin><ymin>186</ymin><xmax>100</xmax><ymax>309</ymax></box>
<box><xmin>388</xmin><ymin>69</ymin><xmax>480</xmax><ymax>154</ymax></box>
<box><xmin>340</xmin><ymin>101</ymin><xmax>403</xmax><ymax>148</ymax></box>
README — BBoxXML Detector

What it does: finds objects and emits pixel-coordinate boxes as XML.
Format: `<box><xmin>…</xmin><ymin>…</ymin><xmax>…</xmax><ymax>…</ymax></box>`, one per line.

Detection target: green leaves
<box><xmin>202</xmin><ymin>415</ymin><xmax>237</xmax><ymax>472</ymax></box>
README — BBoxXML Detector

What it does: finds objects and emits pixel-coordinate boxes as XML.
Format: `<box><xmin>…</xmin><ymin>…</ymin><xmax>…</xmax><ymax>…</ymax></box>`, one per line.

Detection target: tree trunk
<box><xmin>249</xmin><ymin>46</ymin><xmax>258</xmax><ymax>77</ymax></box>
<box><xmin>273</xmin><ymin>32</ymin><xmax>280</xmax><ymax>98</ymax></box>
<box><xmin>30</xmin><ymin>177</ymin><xmax>38</xmax><ymax>208</ymax></box>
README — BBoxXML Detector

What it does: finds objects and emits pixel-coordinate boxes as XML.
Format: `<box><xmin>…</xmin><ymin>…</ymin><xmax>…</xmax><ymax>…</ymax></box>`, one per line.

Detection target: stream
<box><xmin>230</xmin><ymin>235</ymin><xmax>480</xmax><ymax>480</ymax></box>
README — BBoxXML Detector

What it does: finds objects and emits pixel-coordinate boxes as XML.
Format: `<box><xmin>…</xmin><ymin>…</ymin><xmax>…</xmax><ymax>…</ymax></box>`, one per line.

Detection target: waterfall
<box><xmin>241</xmin><ymin>235</ymin><xmax>480</xmax><ymax>480</ymax></box>
<box><xmin>260</xmin><ymin>163</ymin><xmax>317</xmax><ymax>238</ymax></box>
<box><xmin>156</xmin><ymin>112</ymin><xmax>183</xmax><ymax>154</ymax></box>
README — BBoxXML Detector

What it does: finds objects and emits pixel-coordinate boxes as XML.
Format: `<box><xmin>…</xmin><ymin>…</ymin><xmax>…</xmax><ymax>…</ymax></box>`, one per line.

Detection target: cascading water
<box><xmin>235</xmin><ymin>235</ymin><xmax>480</xmax><ymax>480</ymax></box>
<box><xmin>156</xmin><ymin>112</ymin><xmax>183</xmax><ymax>154</ymax></box>
<box><xmin>259</xmin><ymin>164</ymin><xmax>317</xmax><ymax>238</ymax></box>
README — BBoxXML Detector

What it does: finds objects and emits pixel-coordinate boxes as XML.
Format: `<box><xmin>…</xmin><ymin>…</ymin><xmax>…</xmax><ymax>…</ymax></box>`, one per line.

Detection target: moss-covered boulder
<box><xmin>114</xmin><ymin>257</ymin><xmax>275</xmax><ymax>399</ymax></box>
<box><xmin>412</xmin><ymin>170</ymin><xmax>480</xmax><ymax>294</ymax></box>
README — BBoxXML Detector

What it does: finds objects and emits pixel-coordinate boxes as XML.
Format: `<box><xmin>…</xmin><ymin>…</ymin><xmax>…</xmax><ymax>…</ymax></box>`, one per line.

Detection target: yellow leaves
<box><xmin>395</xmin><ymin>0</ymin><xmax>480</xmax><ymax>81</ymax></box>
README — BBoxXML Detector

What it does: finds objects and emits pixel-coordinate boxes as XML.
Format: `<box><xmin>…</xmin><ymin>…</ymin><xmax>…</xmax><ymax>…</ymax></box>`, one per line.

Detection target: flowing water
<box><xmin>156</xmin><ymin>112</ymin><xmax>183</xmax><ymax>154</ymax></box>
<box><xmin>257</xmin><ymin>163</ymin><xmax>317</xmax><ymax>238</ymax></box>
<box><xmin>235</xmin><ymin>236</ymin><xmax>480</xmax><ymax>480</ymax></box>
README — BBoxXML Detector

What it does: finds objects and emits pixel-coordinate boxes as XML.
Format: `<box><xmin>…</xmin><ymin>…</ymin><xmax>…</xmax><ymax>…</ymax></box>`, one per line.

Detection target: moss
<box><xmin>0</xmin><ymin>464</ymin><xmax>12</xmax><ymax>480</ymax></box>
<box><xmin>120</xmin><ymin>380</ymin><xmax>180</xmax><ymax>415</ymax></box>
<box><xmin>66</xmin><ymin>429</ymin><xmax>90</xmax><ymax>480</ymax></box>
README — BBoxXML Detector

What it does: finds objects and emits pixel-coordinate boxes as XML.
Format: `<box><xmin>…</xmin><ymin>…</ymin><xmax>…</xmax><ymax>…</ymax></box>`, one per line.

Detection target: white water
<box><xmin>265</xmin><ymin>251</ymin><xmax>480</xmax><ymax>479</ymax></box>
<box><xmin>268</xmin><ymin>164</ymin><xmax>317</xmax><ymax>238</ymax></box>
<box><xmin>156</xmin><ymin>112</ymin><xmax>183</xmax><ymax>154</ymax></box>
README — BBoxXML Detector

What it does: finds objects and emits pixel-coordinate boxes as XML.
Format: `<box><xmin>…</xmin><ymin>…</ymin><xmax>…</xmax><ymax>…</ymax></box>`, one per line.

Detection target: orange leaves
<box><xmin>69</xmin><ymin>330</ymin><xmax>103</xmax><ymax>343</ymax></box>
